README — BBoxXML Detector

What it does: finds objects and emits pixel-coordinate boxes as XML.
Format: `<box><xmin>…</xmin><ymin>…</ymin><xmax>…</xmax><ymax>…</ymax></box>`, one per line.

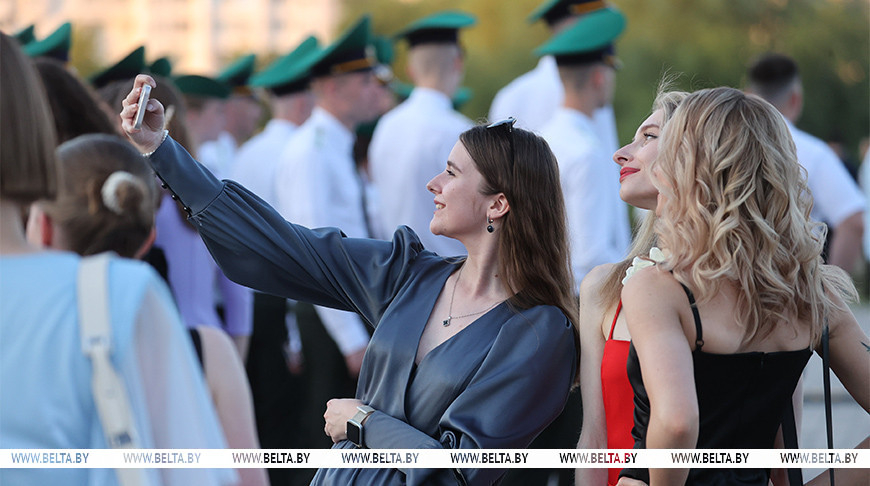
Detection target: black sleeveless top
<box><xmin>620</xmin><ymin>284</ymin><xmax>812</xmax><ymax>485</ymax></box>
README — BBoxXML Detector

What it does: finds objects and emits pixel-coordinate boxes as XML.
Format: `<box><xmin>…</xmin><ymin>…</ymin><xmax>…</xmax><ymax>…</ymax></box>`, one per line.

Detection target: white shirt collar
<box><xmin>407</xmin><ymin>86</ymin><xmax>454</xmax><ymax>112</ymax></box>
<box><xmin>554</xmin><ymin>106</ymin><xmax>596</xmax><ymax>133</ymax></box>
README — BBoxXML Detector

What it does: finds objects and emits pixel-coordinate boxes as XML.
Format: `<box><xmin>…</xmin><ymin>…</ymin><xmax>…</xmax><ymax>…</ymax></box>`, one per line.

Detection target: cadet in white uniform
<box><xmin>489</xmin><ymin>0</ymin><xmax>619</xmax><ymax>157</ymax></box>
<box><xmin>369</xmin><ymin>11</ymin><xmax>476</xmax><ymax>257</ymax></box>
<box><xmin>746</xmin><ymin>53</ymin><xmax>866</xmax><ymax>272</ymax></box>
<box><xmin>233</xmin><ymin>37</ymin><xmax>318</xmax><ymax>207</ymax></box>
<box><xmin>273</xmin><ymin>16</ymin><xmax>382</xmax><ymax>458</ymax></box>
<box><xmin>200</xmin><ymin>54</ymin><xmax>261</xmax><ymax>179</ymax></box>
<box><xmin>539</xmin><ymin>7</ymin><xmax>630</xmax><ymax>288</ymax></box>
<box><xmin>499</xmin><ymin>10</ymin><xmax>630</xmax><ymax>486</ymax></box>
<box><xmin>230</xmin><ymin>37</ymin><xmax>320</xmax><ymax>486</ymax></box>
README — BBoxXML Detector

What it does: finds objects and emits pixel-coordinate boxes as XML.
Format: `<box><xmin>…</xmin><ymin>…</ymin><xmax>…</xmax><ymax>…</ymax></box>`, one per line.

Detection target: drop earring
<box><xmin>486</xmin><ymin>218</ymin><xmax>494</xmax><ymax>233</ymax></box>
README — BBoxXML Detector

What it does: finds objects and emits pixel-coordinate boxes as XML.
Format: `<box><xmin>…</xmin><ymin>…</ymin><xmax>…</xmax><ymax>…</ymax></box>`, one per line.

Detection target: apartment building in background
<box><xmin>1</xmin><ymin>0</ymin><xmax>341</xmax><ymax>74</ymax></box>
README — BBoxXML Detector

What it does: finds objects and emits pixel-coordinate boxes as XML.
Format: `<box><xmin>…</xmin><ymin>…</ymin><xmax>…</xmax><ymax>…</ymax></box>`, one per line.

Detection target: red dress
<box><xmin>600</xmin><ymin>301</ymin><xmax>635</xmax><ymax>485</ymax></box>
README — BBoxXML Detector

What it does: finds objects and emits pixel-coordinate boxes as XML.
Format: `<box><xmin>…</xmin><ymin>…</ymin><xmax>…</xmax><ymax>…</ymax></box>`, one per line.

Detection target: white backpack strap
<box><xmin>78</xmin><ymin>253</ymin><xmax>147</xmax><ymax>486</ymax></box>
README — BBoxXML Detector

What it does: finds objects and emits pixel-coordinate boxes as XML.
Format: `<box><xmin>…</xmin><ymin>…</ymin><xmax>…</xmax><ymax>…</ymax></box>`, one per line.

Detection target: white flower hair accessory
<box><xmin>622</xmin><ymin>247</ymin><xmax>667</xmax><ymax>285</ymax></box>
<box><xmin>101</xmin><ymin>171</ymin><xmax>140</xmax><ymax>215</ymax></box>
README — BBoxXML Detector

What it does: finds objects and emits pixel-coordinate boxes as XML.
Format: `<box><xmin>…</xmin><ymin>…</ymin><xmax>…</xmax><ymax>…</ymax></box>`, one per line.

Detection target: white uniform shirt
<box><xmin>369</xmin><ymin>87</ymin><xmax>471</xmax><ymax>257</ymax></box>
<box><xmin>859</xmin><ymin>150</ymin><xmax>870</xmax><ymax>260</ymax></box>
<box><xmin>232</xmin><ymin>119</ymin><xmax>298</xmax><ymax>208</ymax></box>
<box><xmin>489</xmin><ymin>55</ymin><xmax>620</xmax><ymax>156</ymax></box>
<box><xmin>541</xmin><ymin>107</ymin><xmax>630</xmax><ymax>289</ymax></box>
<box><xmin>275</xmin><ymin>106</ymin><xmax>369</xmax><ymax>355</ymax></box>
<box><xmin>787</xmin><ymin>120</ymin><xmax>866</xmax><ymax>228</ymax></box>
<box><xmin>199</xmin><ymin>131</ymin><xmax>237</xmax><ymax>179</ymax></box>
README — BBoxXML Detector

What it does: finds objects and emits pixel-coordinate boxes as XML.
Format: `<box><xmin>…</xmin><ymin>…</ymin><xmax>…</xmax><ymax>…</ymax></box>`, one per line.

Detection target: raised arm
<box><xmin>120</xmin><ymin>75</ymin><xmax>421</xmax><ymax>326</ymax></box>
<box><xmin>822</xmin><ymin>291</ymin><xmax>870</xmax><ymax>412</ymax></box>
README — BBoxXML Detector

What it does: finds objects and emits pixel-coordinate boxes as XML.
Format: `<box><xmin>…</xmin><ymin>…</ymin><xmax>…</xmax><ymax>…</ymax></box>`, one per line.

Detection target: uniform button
<box><xmin>183</xmin><ymin>207</ymin><xmax>190</xmax><ymax>213</ymax></box>
<box><xmin>161</xmin><ymin>183</ymin><xmax>168</xmax><ymax>189</ymax></box>
<box><xmin>170</xmin><ymin>194</ymin><xmax>178</xmax><ymax>200</ymax></box>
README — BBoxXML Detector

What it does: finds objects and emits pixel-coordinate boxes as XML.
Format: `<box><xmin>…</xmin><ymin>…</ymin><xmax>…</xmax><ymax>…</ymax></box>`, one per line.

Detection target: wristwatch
<box><xmin>347</xmin><ymin>405</ymin><xmax>375</xmax><ymax>448</ymax></box>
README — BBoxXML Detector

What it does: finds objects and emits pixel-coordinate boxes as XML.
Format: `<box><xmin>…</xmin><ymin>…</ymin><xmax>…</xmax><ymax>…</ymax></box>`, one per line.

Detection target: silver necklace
<box><xmin>442</xmin><ymin>265</ymin><xmax>502</xmax><ymax>327</ymax></box>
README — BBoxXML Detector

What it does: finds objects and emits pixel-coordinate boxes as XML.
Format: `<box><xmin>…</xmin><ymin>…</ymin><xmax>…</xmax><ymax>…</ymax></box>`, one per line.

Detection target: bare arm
<box><xmin>198</xmin><ymin>326</ymin><xmax>269</xmax><ymax>486</ymax></box>
<box><xmin>822</xmin><ymin>293</ymin><xmax>870</xmax><ymax>412</ymax></box>
<box><xmin>828</xmin><ymin>211</ymin><xmax>865</xmax><ymax>273</ymax></box>
<box><xmin>575</xmin><ymin>265</ymin><xmax>612</xmax><ymax>486</ymax></box>
<box><xmin>623</xmin><ymin>267</ymin><xmax>698</xmax><ymax>486</ymax></box>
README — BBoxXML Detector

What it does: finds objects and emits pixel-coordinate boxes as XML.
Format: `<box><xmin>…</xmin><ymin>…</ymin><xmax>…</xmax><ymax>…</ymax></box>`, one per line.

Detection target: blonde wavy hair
<box><xmin>599</xmin><ymin>88</ymin><xmax>689</xmax><ymax>310</ymax></box>
<box><xmin>653</xmin><ymin>87</ymin><xmax>857</xmax><ymax>346</ymax></box>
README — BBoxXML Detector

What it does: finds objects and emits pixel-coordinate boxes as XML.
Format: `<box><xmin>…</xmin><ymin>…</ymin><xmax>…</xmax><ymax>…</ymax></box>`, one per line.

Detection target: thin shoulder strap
<box><xmin>678</xmin><ymin>283</ymin><xmax>704</xmax><ymax>350</ymax></box>
<box><xmin>608</xmin><ymin>301</ymin><xmax>622</xmax><ymax>340</ymax></box>
<box><xmin>823</xmin><ymin>323</ymin><xmax>836</xmax><ymax>485</ymax></box>
<box><xmin>78</xmin><ymin>253</ymin><xmax>147</xmax><ymax>486</ymax></box>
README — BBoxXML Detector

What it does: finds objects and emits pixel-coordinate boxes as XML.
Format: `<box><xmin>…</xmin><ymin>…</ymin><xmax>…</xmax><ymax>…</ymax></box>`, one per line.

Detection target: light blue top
<box><xmin>0</xmin><ymin>251</ymin><xmax>234</xmax><ymax>486</ymax></box>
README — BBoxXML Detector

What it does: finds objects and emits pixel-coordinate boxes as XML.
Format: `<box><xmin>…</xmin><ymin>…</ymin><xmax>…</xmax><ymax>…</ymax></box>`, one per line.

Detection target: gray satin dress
<box><xmin>148</xmin><ymin>138</ymin><xmax>577</xmax><ymax>485</ymax></box>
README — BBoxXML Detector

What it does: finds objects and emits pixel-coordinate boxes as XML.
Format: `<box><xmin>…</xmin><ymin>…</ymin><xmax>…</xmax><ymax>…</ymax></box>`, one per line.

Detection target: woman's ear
<box><xmin>25</xmin><ymin>203</ymin><xmax>53</xmax><ymax>248</ymax></box>
<box><xmin>489</xmin><ymin>193</ymin><xmax>510</xmax><ymax>220</ymax></box>
<box><xmin>133</xmin><ymin>227</ymin><xmax>157</xmax><ymax>260</ymax></box>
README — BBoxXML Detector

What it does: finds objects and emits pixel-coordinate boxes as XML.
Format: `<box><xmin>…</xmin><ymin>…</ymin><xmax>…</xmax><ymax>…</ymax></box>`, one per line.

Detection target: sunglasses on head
<box><xmin>486</xmin><ymin>117</ymin><xmax>516</xmax><ymax>168</ymax></box>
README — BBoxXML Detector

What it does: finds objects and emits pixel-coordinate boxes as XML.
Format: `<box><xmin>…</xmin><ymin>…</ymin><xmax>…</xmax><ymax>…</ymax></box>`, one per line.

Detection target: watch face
<box><xmin>347</xmin><ymin>421</ymin><xmax>362</xmax><ymax>447</ymax></box>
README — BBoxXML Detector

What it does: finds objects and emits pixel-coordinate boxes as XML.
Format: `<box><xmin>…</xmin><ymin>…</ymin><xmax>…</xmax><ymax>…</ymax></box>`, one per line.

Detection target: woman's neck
<box><xmin>458</xmin><ymin>250</ymin><xmax>510</xmax><ymax>301</ymax></box>
<box><xmin>0</xmin><ymin>199</ymin><xmax>40</xmax><ymax>255</ymax></box>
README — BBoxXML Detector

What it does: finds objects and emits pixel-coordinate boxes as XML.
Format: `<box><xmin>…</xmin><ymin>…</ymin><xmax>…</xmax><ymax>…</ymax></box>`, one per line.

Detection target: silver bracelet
<box><xmin>141</xmin><ymin>130</ymin><xmax>169</xmax><ymax>157</ymax></box>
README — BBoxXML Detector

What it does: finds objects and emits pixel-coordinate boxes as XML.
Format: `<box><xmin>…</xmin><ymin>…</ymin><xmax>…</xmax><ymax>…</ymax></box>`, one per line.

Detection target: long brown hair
<box><xmin>34</xmin><ymin>57</ymin><xmax>120</xmax><ymax>143</ymax></box>
<box><xmin>0</xmin><ymin>32</ymin><xmax>57</xmax><ymax>203</ymax></box>
<box><xmin>459</xmin><ymin>124</ymin><xmax>580</xmax><ymax>380</ymax></box>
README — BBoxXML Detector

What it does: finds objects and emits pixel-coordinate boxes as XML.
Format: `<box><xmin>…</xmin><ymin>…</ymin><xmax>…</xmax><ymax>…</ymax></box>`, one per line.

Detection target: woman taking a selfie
<box><xmin>121</xmin><ymin>74</ymin><xmax>579</xmax><ymax>486</ymax></box>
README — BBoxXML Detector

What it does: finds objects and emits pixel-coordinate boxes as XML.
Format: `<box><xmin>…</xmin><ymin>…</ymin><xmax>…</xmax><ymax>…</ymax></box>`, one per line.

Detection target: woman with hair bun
<box><xmin>27</xmin><ymin>134</ymin><xmax>158</xmax><ymax>258</ymax></box>
<box><xmin>26</xmin><ymin>133</ymin><xmax>269</xmax><ymax>486</ymax></box>
<box><xmin>617</xmin><ymin>87</ymin><xmax>869</xmax><ymax>486</ymax></box>
<box><xmin>0</xmin><ymin>32</ymin><xmax>233</xmax><ymax>486</ymax></box>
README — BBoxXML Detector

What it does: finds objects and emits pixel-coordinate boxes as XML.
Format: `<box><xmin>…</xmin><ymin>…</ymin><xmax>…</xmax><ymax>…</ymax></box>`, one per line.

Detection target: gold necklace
<box><xmin>442</xmin><ymin>265</ymin><xmax>502</xmax><ymax>327</ymax></box>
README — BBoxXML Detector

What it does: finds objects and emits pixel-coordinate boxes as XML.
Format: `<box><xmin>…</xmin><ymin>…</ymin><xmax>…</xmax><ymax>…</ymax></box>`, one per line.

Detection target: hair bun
<box><xmin>100</xmin><ymin>171</ymin><xmax>143</xmax><ymax>215</ymax></box>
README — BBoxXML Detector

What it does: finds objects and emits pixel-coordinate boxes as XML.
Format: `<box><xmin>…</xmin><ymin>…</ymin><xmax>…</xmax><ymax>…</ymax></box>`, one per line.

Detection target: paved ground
<box><xmin>799</xmin><ymin>302</ymin><xmax>869</xmax><ymax>480</ymax></box>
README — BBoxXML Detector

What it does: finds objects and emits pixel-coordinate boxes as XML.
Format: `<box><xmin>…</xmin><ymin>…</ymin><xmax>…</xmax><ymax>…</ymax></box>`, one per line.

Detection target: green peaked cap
<box><xmin>250</xmin><ymin>36</ymin><xmax>320</xmax><ymax>94</ymax></box>
<box><xmin>394</xmin><ymin>11</ymin><xmax>476</xmax><ymax>46</ymax></box>
<box><xmin>308</xmin><ymin>15</ymin><xmax>374</xmax><ymax>78</ymax></box>
<box><xmin>535</xmin><ymin>7</ymin><xmax>625</xmax><ymax>60</ymax></box>
<box><xmin>217</xmin><ymin>53</ymin><xmax>257</xmax><ymax>88</ymax></box>
<box><xmin>173</xmin><ymin>74</ymin><xmax>231</xmax><ymax>99</ymax></box>
<box><xmin>372</xmin><ymin>36</ymin><xmax>394</xmax><ymax>66</ymax></box>
<box><xmin>89</xmin><ymin>46</ymin><xmax>147</xmax><ymax>88</ymax></box>
<box><xmin>149</xmin><ymin>57</ymin><xmax>173</xmax><ymax>77</ymax></box>
<box><xmin>24</xmin><ymin>22</ymin><xmax>72</xmax><ymax>61</ymax></box>
<box><xmin>14</xmin><ymin>25</ymin><xmax>36</xmax><ymax>45</ymax></box>
<box><xmin>528</xmin><ymin>0</ymin><xmax>609</xmax><ymax>25</ymax></box>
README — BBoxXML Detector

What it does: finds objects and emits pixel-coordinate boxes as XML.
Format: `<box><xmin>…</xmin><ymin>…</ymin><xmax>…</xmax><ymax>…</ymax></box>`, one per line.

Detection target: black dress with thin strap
<box><xmin>619</xmin><ymin>284</ymin><xmax>811</xmax><ymax>485</ymax></box>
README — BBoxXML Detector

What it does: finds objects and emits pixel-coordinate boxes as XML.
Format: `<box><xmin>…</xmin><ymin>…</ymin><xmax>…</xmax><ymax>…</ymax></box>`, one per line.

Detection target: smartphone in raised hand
<box><xmin>133</xmin><ymin>84</ymin><xmax>152</xmax><ymax>130</ymax></box>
